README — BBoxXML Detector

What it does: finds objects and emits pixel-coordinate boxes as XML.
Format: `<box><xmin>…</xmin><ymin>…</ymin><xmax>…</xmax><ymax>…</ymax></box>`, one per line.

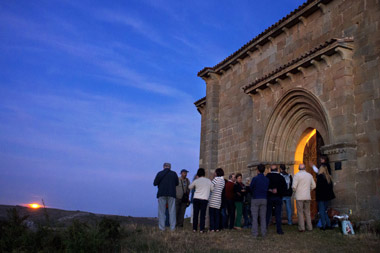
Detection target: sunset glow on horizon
<box><xmin>28</xmin><ymin>203</ymin><xmax>41</xmax><ymax>209</ymax></box>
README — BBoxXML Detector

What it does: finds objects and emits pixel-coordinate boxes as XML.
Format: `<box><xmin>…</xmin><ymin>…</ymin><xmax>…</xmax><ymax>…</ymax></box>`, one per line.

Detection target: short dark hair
<box><xmin>280</xmin><ymin>164</ymin><xmax>286</xmax><ymax>171</ymax></box>
<box><xmin>257</xmin><ymin>164</ymin><xmax>265</xmax><ymax>173</ymax></box>
<box><xmin>235</xmin><ymin>173</ymin><xmax>242</xmax><ymax>179</ymax></box>
<box><xmin>197</xmin><ymin>168</ymin><xmax>205</xmax><ymax>177</ymax></box>
<box><xmin>320</xmin><ymin>155</ymin><xmax>329</xmax><ymax>163</ymax></box>
<box><xmin>215</xmin><ymin>168</ymin><xmax>224</xmax><ymax>177</ymax></box>
<box><xmin>229</xmin><ymin>173</ymin><xmax>235</xmax><ymax>179</ymax></box>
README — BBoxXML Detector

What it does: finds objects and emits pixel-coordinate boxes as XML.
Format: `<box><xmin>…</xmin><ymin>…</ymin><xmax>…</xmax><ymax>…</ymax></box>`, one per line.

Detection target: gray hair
<box><xmin>163</xmin><ymin>162</ymin><xmax>171</xmax><ymax>169</ymax></box>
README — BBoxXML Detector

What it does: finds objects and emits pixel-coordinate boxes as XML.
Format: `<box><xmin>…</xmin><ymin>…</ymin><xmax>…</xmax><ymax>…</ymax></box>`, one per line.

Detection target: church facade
<box><xmin>194</xmin><ymin>0</ymin><xmax>380</xmax><ymax>220</ymax></box>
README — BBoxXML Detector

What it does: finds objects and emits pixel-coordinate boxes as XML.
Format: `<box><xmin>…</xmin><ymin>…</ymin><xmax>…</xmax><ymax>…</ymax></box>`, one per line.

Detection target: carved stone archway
<box><xmin>261</xmin><ymin>88</ymin><xmax>331</xmax><ymax>165</ymax></box>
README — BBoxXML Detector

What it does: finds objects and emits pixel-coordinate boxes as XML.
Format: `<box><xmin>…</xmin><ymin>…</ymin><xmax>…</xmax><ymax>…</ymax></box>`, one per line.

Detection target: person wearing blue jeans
<box><xmin>280</xmin><ymin>164</ymin><xmax>293</xmax><ymax>225</ymax></box>
<box><xmin>318</xmin><ymin>201</ymin><xmax>331</xmax><ymax>228</ymax></box>
<box><xmin>154</xmin><ymin>162</ymin><xmax>179</xmax><ymax>231</ymax></box>
<box><xmin>316</xmin><ymin>165</ymin><xmax>335</xmax><ymax>230</ymax></box>
<box><xmin>159</xmin><ymin>197</ymin><xmax>176</xmax><ymax>230</ymax></box>
<box><xmin>282</xmin><ymin>196</ymin><xmax>292</xmax><ymax>225</ymax></box>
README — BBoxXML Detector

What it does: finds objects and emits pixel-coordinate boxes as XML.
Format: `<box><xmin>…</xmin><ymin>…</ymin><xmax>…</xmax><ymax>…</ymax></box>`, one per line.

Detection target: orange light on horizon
<box><xmin>28</xmin><ymin>203</ymin><xmax>41</xmax><ymax>209</ymax></box>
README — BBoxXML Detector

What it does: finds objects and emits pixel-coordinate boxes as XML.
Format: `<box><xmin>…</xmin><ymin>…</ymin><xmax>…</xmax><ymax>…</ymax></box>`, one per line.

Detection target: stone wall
<box><xmin>196</xmin><ymin>0</ymin><xmax>380</xmax><ymax>219</ymax></box>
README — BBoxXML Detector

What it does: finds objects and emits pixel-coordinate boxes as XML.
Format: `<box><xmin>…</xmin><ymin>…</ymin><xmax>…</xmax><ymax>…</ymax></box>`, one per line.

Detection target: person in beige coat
<box><xmin>292</xmin><ymin>164</ymin><xmax>316</xmax><ymax>232</ymax></box>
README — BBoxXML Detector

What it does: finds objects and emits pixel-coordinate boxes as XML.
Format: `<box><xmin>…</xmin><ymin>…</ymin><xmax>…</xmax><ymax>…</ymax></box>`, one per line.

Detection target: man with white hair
<box><xmin>292</xmin><ymin>163</ymin><xmax>316</xmax><ymax>232</ymax></box>
<box><xmin>154</xmin><ymin>162</ymin><xmax>179</xmax><ymax>231</ymax></box>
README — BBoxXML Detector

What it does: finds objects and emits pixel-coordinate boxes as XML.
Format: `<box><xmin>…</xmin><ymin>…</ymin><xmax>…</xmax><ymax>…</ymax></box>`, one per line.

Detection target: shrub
<box><xmin>97</xmin><ymin>217</ymin><xmax>121</xmax><ymax>251</ymax></box>
<box><xmin>0</xmin><ymin>208</ymin><xmax>29</xmax><ymax>251</ymax></box>
<box><xmin>64</xmin><ymin>220</ymin><xmax>97</xmax><ymax>252</ymax></box>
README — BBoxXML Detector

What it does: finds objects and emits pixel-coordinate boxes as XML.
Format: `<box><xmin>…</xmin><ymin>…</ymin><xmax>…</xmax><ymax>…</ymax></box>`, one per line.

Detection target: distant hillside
<box><xmin>0</xmin><ymin>205</ymin><xmax>157</xmax><ymax>228</ymax></box>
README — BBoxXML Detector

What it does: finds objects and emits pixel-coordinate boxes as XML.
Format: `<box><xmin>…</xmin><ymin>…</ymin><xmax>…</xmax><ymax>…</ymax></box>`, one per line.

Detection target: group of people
<box><xmin>153</xmin><ymin>156</ymin><xmax>335</xmax><ymax>237</ymax></box>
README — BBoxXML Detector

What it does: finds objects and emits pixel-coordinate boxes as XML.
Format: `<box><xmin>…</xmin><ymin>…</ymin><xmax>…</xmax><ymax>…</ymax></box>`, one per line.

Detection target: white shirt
<box><xmin>292</xmin><ymin>170</ymin><xmax>316</xmax><ymax>200</ymax></box>
<box><xmin>189</xmin><ymin>177</ymin><xmax>214</xmax><ymax>200</ymax></box>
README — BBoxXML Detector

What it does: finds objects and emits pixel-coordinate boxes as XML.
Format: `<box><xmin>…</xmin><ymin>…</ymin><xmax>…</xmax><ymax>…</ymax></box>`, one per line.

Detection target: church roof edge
<box><xmin>197</xmin><ymin>0</ymin><xmax>333</xmax><ymax>78</ymax></box>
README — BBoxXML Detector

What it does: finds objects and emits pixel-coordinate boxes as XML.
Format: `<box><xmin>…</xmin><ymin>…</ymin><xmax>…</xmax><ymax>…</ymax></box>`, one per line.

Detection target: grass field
<box><xmin>121</xmin><ymin>222</ymin><xmax>380</xmax><ymax>253</ymax></box>
<box><xmin>1</xmin><ymin>206</ymin><xmax>379</xmax><ymax>252</ymax></box>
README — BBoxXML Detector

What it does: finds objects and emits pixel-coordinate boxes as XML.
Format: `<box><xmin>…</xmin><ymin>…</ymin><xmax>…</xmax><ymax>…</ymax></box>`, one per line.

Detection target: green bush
<box><xmin>0</xmin><ymin>208</ymin><xmax>29</xmax><ymax>251</ymax></box>
<box><xmin>0</xmin><ymin>208</ymin><xmax>122</xmax><ymax>252</ymax></box>
<box><xmin>64</xmin><ymin>220</ymin><xmax>97</xmax><ymax>252</ymax></box>
<box><xmin>97</xmin><ymin>217</ymin><xmax>121</xmax><ymax>251</ymax></box>
<box><xmin>63</xmin><ymin>217</ymin><xmax>122</xmax><ymax>252</ymax></box>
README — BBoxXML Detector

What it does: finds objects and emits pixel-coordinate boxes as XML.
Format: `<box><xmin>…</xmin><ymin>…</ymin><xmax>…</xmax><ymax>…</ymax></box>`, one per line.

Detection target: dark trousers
<box><xmin>266</xmin><ymin>196</ymin><xmax>283</xmax><ymax>233</ymax></box>
<box><xmin>209</xmin><ymin>207</ymin><xmax>220</xmax><ymax>231</ymax></box>
<box><xmin>226</xmin><ymin>200</ymin><xmax>236</xmax><ymax>229</ymax></box>
<box><xmin>176</xmin><ymin>199</ymin><xmax>187</xmax><ymax>227</ymax></box>
<box><xmin>165</xmin><ymin>207</ymin><xmax>170</xmax><ymax>227</ymax></box>
<box><xmin>193</xmin><ymin>199</ymin><xmax>208</xmax><ymax>231</ymax></box>
<box><xmin>220</xmin><ymin>206</ymin><xmax>228</xmax><ymax>229</ymax></box>
<box><xmin>243</xmin><ymin>202</ymin><xmax>252</xmax><ymax>228</ymax></box>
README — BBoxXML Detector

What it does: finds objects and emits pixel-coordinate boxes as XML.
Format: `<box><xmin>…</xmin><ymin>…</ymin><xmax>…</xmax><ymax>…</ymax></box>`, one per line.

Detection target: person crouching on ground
<box><xmin>266</xmin><ymin>164</ymin><xmax>287</xmax><ymax>235</ymax></box>
<box><xmin>234</xmin><ymin>173</ymin><xmax>246</xmax><ymax>230</ymax></box>
<box><xmin>176</xmin><ymin>169</ymin><xmax>190</xmax><ymax>228</ymax></box>
<box><xmin>250</xmin><ymin>164</ymin><xmax>269</xmax><ymax>238</ymax></box>
<box><xmin>292</xmin><ymin>163</ymin><xmax>316</xmax><ymax>232</ymax></box>
<box><xmin>153</xmin><ymin>162</ymin><xmax>179</xmax><ymax>231</ymax></box>
<box><xmin>209</xmin><ymin>168</ymin><xmax>225</xmax><ymax>232</ymax></box>
<box><xmin>316</xmin><ymin>165</ymin><xmax>335</xmax><ymax>230</ymax></box>
<box><xmin>189</xmin><ymin>168</ymin><xmax>214</xmax><ymax>233</ymax></box>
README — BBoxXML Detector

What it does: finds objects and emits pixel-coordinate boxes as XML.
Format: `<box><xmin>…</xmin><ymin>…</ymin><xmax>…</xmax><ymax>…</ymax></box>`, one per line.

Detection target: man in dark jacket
<box><xmin>153</xmin><ymin>162</ymin><xmax>179</xmax><ymax>231</ymax></box>
<box><xmin>250</xmin><ymin>164</ymin><xmax>269</xmax><ymax>237</ymax></box>
<box><xmin>280</xmin><ymin>164</ymin><xmax>293</xmax><ymax>225</ymax></box>
<box><xmin>266</xmin><ymin>164</ymin><xmax>287</xmax><ymax>234</ymax></box>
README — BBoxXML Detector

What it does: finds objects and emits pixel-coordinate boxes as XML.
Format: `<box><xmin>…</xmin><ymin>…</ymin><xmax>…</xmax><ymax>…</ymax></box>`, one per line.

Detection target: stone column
<box><xmin>203</xmin><ymin>73</ymin><xmax>220</xmax><ymax>176</ymax></box>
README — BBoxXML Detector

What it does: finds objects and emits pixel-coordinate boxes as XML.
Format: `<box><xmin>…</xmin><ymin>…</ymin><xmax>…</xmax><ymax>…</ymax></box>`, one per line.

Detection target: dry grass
<box><xmin>121</xmin><ymin>222</ymin><xmax>380</xmax><ymax>253</ymax></box>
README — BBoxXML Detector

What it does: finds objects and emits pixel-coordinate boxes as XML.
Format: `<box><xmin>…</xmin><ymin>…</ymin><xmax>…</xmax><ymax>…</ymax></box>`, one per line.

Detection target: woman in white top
<box><xmin>209</xmin><ymin>168</ymin><xmax>225</xmax><ymax>232</ymax></box>
<box><xmin>189</xmin><ymin>168</ymin><xmax>214</xmax><ymax>233</ymax></box>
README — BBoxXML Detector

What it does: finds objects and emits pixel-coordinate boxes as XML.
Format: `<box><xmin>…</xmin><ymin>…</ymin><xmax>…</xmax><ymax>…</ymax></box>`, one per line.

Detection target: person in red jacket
<box><xmin>225</xmin><ymin>173</ymin><xmax>236</xmax><ymax>229</ymax></box>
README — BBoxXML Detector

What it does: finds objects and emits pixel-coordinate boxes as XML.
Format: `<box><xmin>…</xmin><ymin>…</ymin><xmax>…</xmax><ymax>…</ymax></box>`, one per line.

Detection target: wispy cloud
<box><xmin>0</xmin><ymin>12</ymin><xmax>191</xmax><ymax>99</ymax></box>
<box><xmin>96</xmin><ymin>10</ymin><xmax>168</xmax><ymax>47</ymax></box>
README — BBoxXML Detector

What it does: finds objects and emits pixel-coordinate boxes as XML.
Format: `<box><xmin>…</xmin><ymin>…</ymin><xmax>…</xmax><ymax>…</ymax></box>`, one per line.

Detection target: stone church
<box><xmin>194</xmin><ymin>0</ymin><xmax>380</xmax><ymax>220</ymax></box>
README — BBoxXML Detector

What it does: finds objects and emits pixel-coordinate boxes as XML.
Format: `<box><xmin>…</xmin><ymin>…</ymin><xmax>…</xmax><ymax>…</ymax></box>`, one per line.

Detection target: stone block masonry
<box><xmin>195</xmin><ymin>0</ymin><xmax>380</xmax><ymax>220</ymax></box>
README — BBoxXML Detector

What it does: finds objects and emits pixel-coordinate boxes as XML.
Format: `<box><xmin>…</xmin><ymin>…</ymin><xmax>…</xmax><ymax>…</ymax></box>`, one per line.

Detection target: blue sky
<box><xmin>0</xmin><ymin>0</ymin><xmax>305</xmax><ymax>217</ymax></box>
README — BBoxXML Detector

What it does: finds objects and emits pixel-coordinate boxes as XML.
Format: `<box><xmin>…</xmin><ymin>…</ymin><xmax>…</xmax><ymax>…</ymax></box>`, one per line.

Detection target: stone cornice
<box><xmin>321</xmin><ymin>142</ymin><xmax>357</xmax><ymax>155</ymax></box>
<box><xmin>194</xmin><ymin>96</ymin><xmax>206</xmax><ymax>114</ymax></box>
<box><xmin>242</xmin><ymin>38</ymin><xmax>354</xmax><ymax>95</ymax></box>
<box><xmin>198</xmin><ymin>0</ymin><xmax>333</xmax><ymax>79</ymax></box>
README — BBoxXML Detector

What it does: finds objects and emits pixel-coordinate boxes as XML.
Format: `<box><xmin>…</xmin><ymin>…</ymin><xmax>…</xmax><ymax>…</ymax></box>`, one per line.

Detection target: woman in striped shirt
<box><xmin>209</xmin><ymin>168</ymin><xmax>225</xmax><ymax>232</ymax></box>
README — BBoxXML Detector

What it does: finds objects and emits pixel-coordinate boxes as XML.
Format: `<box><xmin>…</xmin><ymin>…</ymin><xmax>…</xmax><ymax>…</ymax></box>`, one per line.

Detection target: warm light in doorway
<box><xmin>293</xmin><ymin>129</ymin><xmax>316</xmax><ymax>175</ymax></box>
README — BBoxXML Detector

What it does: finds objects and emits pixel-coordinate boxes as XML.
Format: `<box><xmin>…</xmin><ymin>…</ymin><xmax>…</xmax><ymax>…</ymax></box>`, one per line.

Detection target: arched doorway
<box><xmin>261</xmin><ymin>88</ymin><xmax>330</xmax><ymax>164</ymax></box>
<box><xmin>294</xmin><ymin>128</ymin><xmax>325</xmax><ymax>218</ymax></box>
<box><xmin>260</xmin><ymin>89</ymin><xmax>331</xmax><ymax>222</ymax></box>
